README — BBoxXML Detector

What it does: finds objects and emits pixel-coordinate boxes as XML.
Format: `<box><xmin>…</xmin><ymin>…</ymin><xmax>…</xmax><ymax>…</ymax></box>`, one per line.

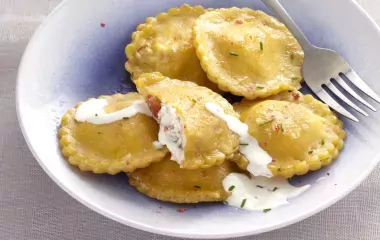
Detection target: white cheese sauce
<box><xmin>75</xmin><ymin>99</ymin><xmax>152</xmax><ymax>124</ymax></box>
<box><xmin>205</xmin><ymin>102</ymin><xmax>272</xmax><ymax>177</ymax></box>
<box><xmin>223</xmin><ymin>173</ymin><xmax>310</xmax><ymax>211</ymax></box>
<box><xmin>152</xmin><ymin>141</ymin><xmax>164</xmax><ymax>149</ymax></box>
<box><xmin>157</xmin><ymin>104</ymin><xmax>186</xmax><ymax>164</ymax></box>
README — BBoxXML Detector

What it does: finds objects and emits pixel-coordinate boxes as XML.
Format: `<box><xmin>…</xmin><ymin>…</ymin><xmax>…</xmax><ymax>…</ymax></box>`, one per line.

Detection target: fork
<box><xmin>262</xmin><ymin>0</ymin><xmax>380</xmax><ymax>122</ymax></box>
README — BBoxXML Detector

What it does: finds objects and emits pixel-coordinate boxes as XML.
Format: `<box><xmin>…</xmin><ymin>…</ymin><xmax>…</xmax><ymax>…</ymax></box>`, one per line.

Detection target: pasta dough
<box><xmin>232</xmin><ymin>91</ymin><xmax>345</xmax><ymax>178</ymax></box>
<box><xmin>125</xmin><ymin>4</ymin><xmax>219</xmax><ymax>92</ymax></box>
<box><xmin>128</xmin><ymin>156</ymin><xmax>243</xmax><ymax>203</ymax></box>
<box><xmin>193</xmin><ymin>7</ymin><xmax>304</xmax><ymax>99</ymax></box>
<box><xmin>135</xmin><ymin>72</ymin><xmax>240</xmax><ymax>169</ymax></box>
<box><xmin>59</xmin><ymin>93</ymin><xmax>167</xmax><ymax>174</ymax></box>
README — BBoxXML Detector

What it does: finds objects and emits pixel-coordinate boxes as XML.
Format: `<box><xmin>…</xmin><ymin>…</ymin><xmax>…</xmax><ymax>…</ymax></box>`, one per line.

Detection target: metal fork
<box><xmin>262</xmin><ymin>0</ymin><xmax>380</xmax><ymax>122</ymax></box>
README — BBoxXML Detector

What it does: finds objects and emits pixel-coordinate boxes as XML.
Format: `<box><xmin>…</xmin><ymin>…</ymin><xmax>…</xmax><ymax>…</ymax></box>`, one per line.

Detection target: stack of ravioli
<box><xmin>59</xmin><ymin>4</ymin><xmax>346</xmax><ymax>204</ymax></box>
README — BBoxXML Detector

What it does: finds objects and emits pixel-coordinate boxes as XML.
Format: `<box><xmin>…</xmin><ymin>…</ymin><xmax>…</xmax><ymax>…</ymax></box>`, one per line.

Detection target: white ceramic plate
<box><xmin>16</xmin><ymin>0</ymin><xmax>380</xmax><ymax>238</ymax></box>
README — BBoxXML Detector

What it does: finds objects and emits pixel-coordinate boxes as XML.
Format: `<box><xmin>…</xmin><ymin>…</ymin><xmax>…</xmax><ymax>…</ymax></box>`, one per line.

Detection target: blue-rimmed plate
<box><xmin>16</xmin><ymin>0</ymin><xmax>380</xmax><ymax>238</ymax></box>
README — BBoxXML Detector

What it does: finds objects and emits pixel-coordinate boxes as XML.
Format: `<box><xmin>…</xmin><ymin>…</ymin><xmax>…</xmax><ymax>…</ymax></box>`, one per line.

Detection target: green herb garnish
<box><xmin>118</xmin><ymin>123</ymin><xmax>123</xmax><ymax>126</ymax></box>
<box><xmin>240</xmin><ymin>199</ymin><xmax>247</xmax><ymax>208</ymax></box>
<box><xmin>321</xmin><ymin>139</ymin><xmax>325</xmax><ymax>145</ymax></box>
<box><xmin>223</xmin><ymin>200</ymin><xmax>228</xmax><ymax>204</ymax></box>
<box><xmin>95</xmin><ymin>114</ymin><xmax>98</xmax><ymax>117</ymax></box>
<box><xmin>272</xmin><ymin>187</ymin><xmax>278</xmax><ymax>192</ymax></box>
<box><xmin>240</xmin><ymin>143</ymin><xmax>249</xmax><ymax>146</ymax></box>
<box><xmin>280</xmin><ymin>124</ymin><xmax>284</xmax><ymax>132</ymax></box>
<box><xmin>256</xmin><ymin>185</ymin><xmax>264</xmax><ymax>188</ymax></box>
<box><xmin>259</xmin><ymin>119</ymin><xmax>275</xmax><ymax>126</ymax></box>
<box><xmin>228</xmin><ymin>186</ymin><xmax>235</xmax><ymax>191</ymax></box>
<box><xmin>123</xmin><ymin>117</ymin><xmax>129</xmax><ymax>120</ymax></box>
<box><xmin>263</xmin><ymin>208</ymin><xmax>272</xmax><ymax>213</ymax></box>
<box><xmin>97</xmin><ymin>132</ymin><xmax>102</xmax><ymax>134</ymax></box>
<box><xmin>229</xmin><ymin>51</ymin><xmax>239</xmax><ymax>56</ymax></box>
<box><xmin>260</xmin><ymin>41</ymin><xmax>264</xmax><ymax>51</ymax></box>
<box><xmin>308</xmin><ymin>150</ymin><xmax>313</xmax><ymax>154</ymax></box>
<box><xmin>291</xmin><ymin>77</ymin><xmax>299</xmax><ymax>80</ymax></box>
<box><xmin>256</xmin><ymin>85</ymin><xmax>265</xmax><ymax>89</ymax></box>
<box><xmin>193</xmin><ymin>185</ymin><xmax>201</xmax><ymax>189</ymax></box>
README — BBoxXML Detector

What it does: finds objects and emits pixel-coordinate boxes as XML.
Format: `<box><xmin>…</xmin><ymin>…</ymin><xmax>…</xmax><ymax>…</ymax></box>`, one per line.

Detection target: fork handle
<box><xmin>261</xmin><ymin>0</ymin><xmax>314</xmax><ymax>51</ymax></box>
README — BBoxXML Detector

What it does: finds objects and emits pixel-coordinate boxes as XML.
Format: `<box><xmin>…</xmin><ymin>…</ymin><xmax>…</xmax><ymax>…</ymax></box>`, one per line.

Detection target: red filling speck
<box><xmin>147</xmin><ymin>95</ymin><xmax>161</xmax><ymax>119</ymax></box>
<box><xmin>235</xmin><ymin>19</ymin><xmax>243</xmax><ymax>24</ymax></box>
<box><xmin>274</xmin><ymin>125</ymin><xmax>280</xmax><ymax>132</ymax></box>
<box><xmin>100</xmin><ymin>23</ymin><xmax>106</xmax><ymax>28</ymax></box>
<box><xmin>177</xmin><ymin>208</ymin><xmax>186</xmax><ymax>213</ymax></box>
<box><xmin>292</xmin><ymin>92</ymin><xmax>300</xmax><ymax>100</ymax></box>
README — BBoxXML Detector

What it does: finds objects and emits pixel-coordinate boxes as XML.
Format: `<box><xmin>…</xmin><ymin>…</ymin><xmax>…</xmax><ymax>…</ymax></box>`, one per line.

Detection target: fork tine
<box><xmin>334</xmin><ymin>76</ymin><xmax>376</xmax><ymax>111</ymax></box>
<box><xmin>344</xmin><ymin>70</ymin><xmax>380</xmax><ymax>103</ymax></box>
<box><xmin>325</xmin><ymin>82</ymin><xmax>368</xmax><ymax>116</ymax></box>
<box><xmin>315</xmin><ymin>89</ymin><xmax>359</xmax><ymax>122</ymax></box>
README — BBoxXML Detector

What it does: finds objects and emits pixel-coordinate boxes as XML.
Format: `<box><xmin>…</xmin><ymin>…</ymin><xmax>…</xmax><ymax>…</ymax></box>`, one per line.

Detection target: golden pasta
<box><xmin>59</xmin><ymin>93</ymin><xmax>167</xmax><ymax>174</ymax></box>
<box><xmin>135</xmin><ymin>72</ymin><xmax>240</xmax><ymax>169</ymax></box>
<box><xmin>125</xmin><ymin>4</ymin><xmax>220</xmax><ymax>92</ymax></box>
<box><xmin>193</xmin><ymin>7</ymin><xmax>304</xmax><ymax>99</ymax></box>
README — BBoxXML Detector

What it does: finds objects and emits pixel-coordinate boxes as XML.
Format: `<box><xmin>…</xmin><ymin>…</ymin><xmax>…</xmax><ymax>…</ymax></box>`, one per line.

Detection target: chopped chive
<box><xmin>95</xmin><ymin>114</ymin><xmax>98</xmax><ymax>117</ymax></box>
<box><xmin>118</xmin><ymin>123</ymin><xmax>123</xmax><ymax>126</ymax></box>
<box><xmin>308</xmin><ymin>150</ymin><xmax>313</xmax><ymax>154</ymax></box>
<box><xmin>256</xmin><ymin>185</ymin><xmax>264</xmax><ymax>188</ymax></box>
<box><xmin>193</xmin><ymin>185</ymin><xmax>201</xmax><ymax>189</ymax></box>
<box><xmin>229</xmin><ymin>51</ymin><xmax>239</xmax><ymax>56</ymax></box>
<box><xmin>223</xmin><ymin>200</ymin><xmax>228</xmax><ymax>204</ymax></box>
<box><xmin>240</xmin><ymin>143</ymin><xmax>249</xmax><ymax>146</ymax></box>
<box><xmin>272</xmin><ymin>187</ymin><xmax>278</xmax><ymax>192</ymax></box>
<box><xmin>260</xmin><ymin>41</ymin><xmax>264</xmax><ymax>51</ymax></box>
<box><xmin>280</xmin><ymin>124</ymin><xmax>284</xmax><ymax>132</ymax></box>
<box><xmin>240</xmin><ymin>199</ymin><xmax>247</xmax><ymax>208</ymax></box>
<box><xmin>130</xmin><ymin>72</ymin><xmax>134</xmax><ymax>78</ymax></box>
<box><xmin>263</xmin><ymin>208</ymin><xmax>272</xmax><ymax>213</ymax></box>
<box><xmin>291</xmin><ymin>77</ymin><xmax>299</xmax><ymax>80</ymax></box>
<box><xmin>123</xmin><ymin>117</ymin><xmax>129</xmax><ymax>120</ymax></box>
<box><xmin>321</xmin><ymin>139</ymin><xmax>325</xmax><ymax>145</ymax></box>
<box><xmin>259</xmin><ymin>119</ymin><xmax>275</xmax><ymax>126</ymax></box>
<box><xmin>290</xmin><ymin>54</ymin><xmax>294</xmax><ymax>60</ymax></box>
<box><xmin>191</xmin><ymin>99</ymin><xmax>197</xmax><ymax>103</ymax></box>
<box><xmin>256</xmin><ymin>85</ymin><xmax>265</xmax><ymax>89</ymax></box>
<box><xmin>228</xmin><ymin>186</ymin><xmax>235</xmax><ymax>191</ymax></box>
<box><xmin>97</xmin><ymin>132</ymin><xmax>102</xmax><ymax>134</ymax></box>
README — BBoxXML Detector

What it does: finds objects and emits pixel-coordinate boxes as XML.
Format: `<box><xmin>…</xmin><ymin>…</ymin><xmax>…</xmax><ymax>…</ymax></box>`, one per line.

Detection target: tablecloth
<box><xmin>1</xmin><ymin>0</ymin><xmax>380</xmax><ymax>239</ymax></box>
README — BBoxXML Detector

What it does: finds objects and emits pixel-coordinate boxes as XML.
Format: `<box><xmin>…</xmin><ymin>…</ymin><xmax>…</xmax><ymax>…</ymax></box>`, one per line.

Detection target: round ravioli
<box><xmin>193</xmin><ymin>7</ymin><xmax>304</xmax><ymax>99</ymax></box>
<box><xmin>125</xmin><ymin>4</ymin><xmax>219</xmax><ymax>92</ymax></box>
<box><xmin>232</xmin><ymin>91</ymin><xmax>345</xmax><ymax>178</ymax></box>
<box><xmin>128</xmin><ymin>156</ymin><xmax>243</xmax><ymax>203</ymax></box>
<box><xmin>59</xmin><ymin>93</ymin><xmax>167</xmax><ymax>174</ymax></box>
<box><xmin>135</xmin><ymin>72</ymin><xmax>240</xmax><ymax>169</ymax></box>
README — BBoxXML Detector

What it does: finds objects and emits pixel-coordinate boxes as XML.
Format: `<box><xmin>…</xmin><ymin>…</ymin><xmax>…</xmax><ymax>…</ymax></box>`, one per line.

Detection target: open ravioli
<box><xmin>135</xmin><ymin>72</ymin><xmax>240</xmax><ymax>169</ymax></box>
<box><xmin>232</xmin><ymin>91</ymin><xmax>345</xmax><ymax>178</ymax></box>
<box><xmin>193</xmin><ymin>7</ymin><xmax>304</xmax><ymax>99</ymax></box>
<box><xmin>125</xmin><ymin>4</ymin><xmax>219</xmax><ymax>92</ymax></box>
<box><xmin>128</xmin><ymin>156</ymin><xmax>243</xmax><ymax>203</ymax></box>
<box><xmin>59</xmin><ymin>93</ymin><xmax>167</xmax><ymax>174</ymax></box>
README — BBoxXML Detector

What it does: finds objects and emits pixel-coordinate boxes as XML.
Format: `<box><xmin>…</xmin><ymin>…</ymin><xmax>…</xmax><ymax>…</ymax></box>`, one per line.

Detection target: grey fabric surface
<box><xmin>1</xmin><ymin>0</ymin><xmax>380</xmax><ymax>239</ymax></box>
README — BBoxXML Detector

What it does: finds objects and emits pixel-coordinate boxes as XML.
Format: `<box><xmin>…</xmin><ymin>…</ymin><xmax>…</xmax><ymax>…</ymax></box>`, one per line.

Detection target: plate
<box><xmin>16</xmin><ymin>0</ymin><xmax>380</xmax><ymax>238</ymax></box>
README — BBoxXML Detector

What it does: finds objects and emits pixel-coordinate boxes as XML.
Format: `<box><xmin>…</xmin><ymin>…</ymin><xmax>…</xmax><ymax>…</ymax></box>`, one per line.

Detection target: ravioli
<box><xmin>59</xmin><ymin>93</ymin><xmax>167</xmax><ymax>174</ymax></box>
<box><xmin>128</xmin><ymin>156</ymin><xmax>243</xmax><ymax>203</ymax></box>
<box><xmin>135</xmin><ymin>72</ymin><xmax>240</xmax><ymax>169</ymax></box>
<box><xmin>193</xmin><ymin>7</ymin><xmax>304</xmax><ymax>99</ymax></box>
<box><xmin>232</xmin><ymin>91</ymin><xmax>345</xmax><ymax>178</ymax></box>
<box><xmin>125</xmin><ymin>4</ymin><xmax>219</xmax><ymax>92</ymax></box>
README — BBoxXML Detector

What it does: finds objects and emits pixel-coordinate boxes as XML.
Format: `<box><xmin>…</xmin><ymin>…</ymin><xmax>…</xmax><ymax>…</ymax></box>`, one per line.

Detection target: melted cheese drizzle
<box><xmin>75</xmin><ymin>99</ymin><xmax>152</xmax><ymax>124</ymax></box>
<box><xmin>223</xmin><ymin>173</ymin><xmax>310</xmax><ymax>211</ymax></box>
<box><xmin>205</xmin><ymin>102</ymin><xmax>272</xmax><ymax>177</ymax></box>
